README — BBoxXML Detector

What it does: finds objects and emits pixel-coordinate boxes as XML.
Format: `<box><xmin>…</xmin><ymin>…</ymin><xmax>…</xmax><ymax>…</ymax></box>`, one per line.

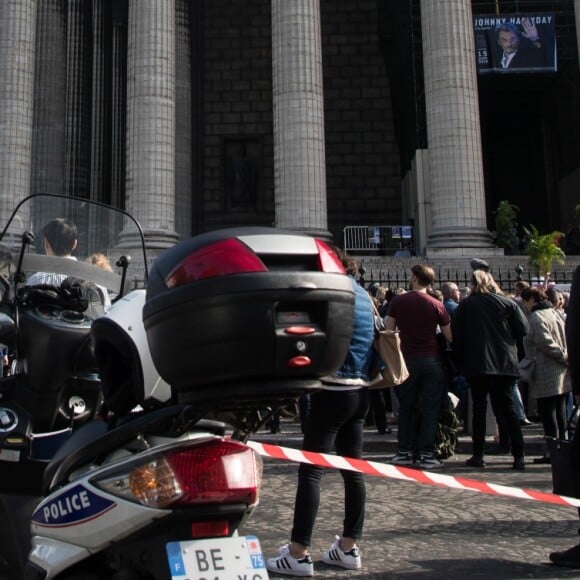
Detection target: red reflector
<box><xmin>191</xmin><ymin>520</ymin><xmax>229</xmax><ymax>538</ymax></box>
<box><xmin>315</xmin><ymin>239</ymin><xmax>346</xmax><ymax>274</ymax></box>
<box><xmin>284</xmin><ymin>326</ymin><xmax>316</xmax><ymax>335</ymax></box>
<box><xmin>166</xmin><ymin>439</ymin><xmax>260</xmax><ymax>506</ymax></box>
<box><xmin>288</xmin><ymin>356</ymin><xmax>312</xmax><ymax>367</ymax></box>
<box><xmin>165</xmin><ymin>238</ymin><xmax>267</xmax><ymax>287</ymax></box>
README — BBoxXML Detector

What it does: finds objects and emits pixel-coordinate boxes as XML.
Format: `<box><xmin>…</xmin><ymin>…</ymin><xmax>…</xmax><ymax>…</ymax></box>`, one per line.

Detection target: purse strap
<box><xmin>370</xmin><ymin>296</ymin><xmax>385</xmax><ymax>332</ymax></box>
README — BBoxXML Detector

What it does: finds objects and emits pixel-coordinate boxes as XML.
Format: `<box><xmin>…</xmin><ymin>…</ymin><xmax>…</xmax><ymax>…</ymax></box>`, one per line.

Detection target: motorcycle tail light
<box><xmin>165</xmin><ymin>239</ymin><xmax>267</xmax><ymax>287</ymax></box>
<box><xmin>93</xmin><ymin>439</ymin><xmax>262</xmax><ymax>509</ymax></box>
<box><xmin>167</xmin><ymin>439</ymin><xmax>262</xmax><ymax>507</ymax></box>
<box><xmin>315</xmin><ymin>239</ymin><xmax>345</xmax><ymax>274</ymax></box>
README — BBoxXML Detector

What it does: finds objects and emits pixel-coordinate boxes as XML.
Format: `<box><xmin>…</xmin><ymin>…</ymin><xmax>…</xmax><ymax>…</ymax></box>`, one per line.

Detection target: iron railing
<box><xmin>343</xmin><ymin>225</ymin><xmax>415</xmax><ymax>255</ymax></box>
<box><xmin>357</xmin><ymin>265</ymin><xmax>574</xmax><ymax>294</ymax></box>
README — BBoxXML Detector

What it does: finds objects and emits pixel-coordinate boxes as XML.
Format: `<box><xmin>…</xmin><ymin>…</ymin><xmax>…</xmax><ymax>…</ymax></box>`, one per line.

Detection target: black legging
<box><xmin>291</xmin><ymin>389</ymin><xmax>370</xmax><ymax>547</ymax></box>
<box><xmin>537</xmin><ymin>393</ymin><xmax>568</xmax><ymax>442</ymax></box>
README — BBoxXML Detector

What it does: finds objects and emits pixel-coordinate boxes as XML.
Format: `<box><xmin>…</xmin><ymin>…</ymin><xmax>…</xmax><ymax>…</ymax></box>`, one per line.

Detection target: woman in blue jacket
<box><xmin>267</xmin><ymin>248</ymin><xmax>376</xmax><ymax>577</ymax></box>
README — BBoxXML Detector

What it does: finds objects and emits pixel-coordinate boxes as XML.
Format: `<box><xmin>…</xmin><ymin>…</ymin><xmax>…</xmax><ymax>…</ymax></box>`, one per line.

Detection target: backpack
<box><xmin>435</xmin><ymin>406</ymin><xmax>461</xmax><ymax>460</ymax></box>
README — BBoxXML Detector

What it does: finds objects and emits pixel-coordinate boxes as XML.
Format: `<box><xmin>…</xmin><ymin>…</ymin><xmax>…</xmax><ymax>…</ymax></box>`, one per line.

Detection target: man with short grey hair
<box><xmin>441</xmin><ymin>281</ymin><xmax>460</xmax><ymax>318</ymax></box>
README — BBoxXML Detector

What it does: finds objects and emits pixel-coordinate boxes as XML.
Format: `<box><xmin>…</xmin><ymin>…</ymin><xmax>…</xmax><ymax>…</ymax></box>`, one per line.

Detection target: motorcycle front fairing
<box><xmin>0</xmin><ymin>194</ymin><xmax>147</xmax><ymax>488</ymax></box>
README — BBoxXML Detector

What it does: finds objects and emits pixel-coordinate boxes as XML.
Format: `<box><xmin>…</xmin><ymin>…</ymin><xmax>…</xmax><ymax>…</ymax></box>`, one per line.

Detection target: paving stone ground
<box><xmin>244</xmin><ymin>418</ymin><xmax>580</xmax><ymax>579</ymax></box>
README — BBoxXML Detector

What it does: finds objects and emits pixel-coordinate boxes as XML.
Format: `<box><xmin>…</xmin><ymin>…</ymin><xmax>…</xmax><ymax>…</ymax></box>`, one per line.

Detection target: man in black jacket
<box><xmin>549</xmin><ymin>265</ymin><xmax>580</xmax><ymax>568</ymax></box>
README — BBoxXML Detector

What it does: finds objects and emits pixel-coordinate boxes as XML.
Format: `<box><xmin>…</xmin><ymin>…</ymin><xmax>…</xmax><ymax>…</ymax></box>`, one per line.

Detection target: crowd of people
<box><xmin>265</xmin><ymin>251</ymin><xmax>580</xmax><ymax>576</ymax></box>
<box><xmin>26</xmin><ymin>220</ymin><xmax>578</xmax><ymax>574</ymax></box>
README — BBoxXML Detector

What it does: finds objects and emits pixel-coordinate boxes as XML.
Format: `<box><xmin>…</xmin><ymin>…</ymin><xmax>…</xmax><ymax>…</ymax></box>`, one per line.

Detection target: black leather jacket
<box><xmin>567</xmin><ymin>266</ymin><xmax>580</xmax><ymax>396</ymax></box>
<box><xmin>452</xmin><ymin>291</ymin><xmax>529</xmax><ymax>379</ymax></box>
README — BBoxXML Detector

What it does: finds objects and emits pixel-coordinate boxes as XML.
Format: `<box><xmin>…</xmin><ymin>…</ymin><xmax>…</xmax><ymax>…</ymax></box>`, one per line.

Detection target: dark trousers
<box><xmin>395</xmin><ymin>356</ymin><xmax>445</xmax><ymax>454</ymax></box>
<box><xmin>369</xmin><ymin>388</ymin><xmax>391</xmax><ymax>433</ymax></box>
<box><xmin>469</xmin><ymin>374</ymin><xmax>524</xmax><ymax>459</ymax></box>
<box><xmin>291</xmin><ymin>388</ymin><xmax>370</xmax><ymax>547</ymax></box>
<box><xmin>574</xmin><ymin>423</ymin><xmax>580</xmax><ymax>521</ymax></box>
<box><xmin>537</xmin><ymin>393</ymin><xmax>569</xmax><ymax>442</ymax></box>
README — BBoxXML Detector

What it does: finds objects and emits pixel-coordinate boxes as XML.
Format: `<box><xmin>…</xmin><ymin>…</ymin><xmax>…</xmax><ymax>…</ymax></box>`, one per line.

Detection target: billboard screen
<box><xmin>473</xmin><ymin>13</ymin><xmax>557</xmax><ymax>74</ymax></box>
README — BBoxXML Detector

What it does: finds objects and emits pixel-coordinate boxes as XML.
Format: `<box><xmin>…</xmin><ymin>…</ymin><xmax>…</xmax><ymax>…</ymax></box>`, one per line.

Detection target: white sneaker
<box><xmin>320</xmin><ymin>535</ymin><xmax>361</xmax><ymax>570</ymax></box>
<box><xmin>266</xmin><ymin>544</ymin><xmax>314</xmax><ymax>577</ymax></box>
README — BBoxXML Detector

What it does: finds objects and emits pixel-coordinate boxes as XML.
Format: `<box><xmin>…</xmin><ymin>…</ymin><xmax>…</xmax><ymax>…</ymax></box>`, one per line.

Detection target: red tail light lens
<box><xmin>315</xmin><ymin>239</ymin><xmax>346</xmax><ymax>273</ymax></box>
<box><xmin>168</xmin><ymin>439</ymin><xmax>262</xmax><ymax>506</ymax></box>
<box><xmin>165</xmin><ymin>239</ymin><xmax>267</xmax><ymax>288</ymax></box>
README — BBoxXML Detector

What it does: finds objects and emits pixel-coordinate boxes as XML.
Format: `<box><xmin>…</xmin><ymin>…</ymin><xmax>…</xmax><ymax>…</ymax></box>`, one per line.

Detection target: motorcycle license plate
<box><xmin>166</xmin><ymin>535</ymin><xmax>269</xmax><ymax>580</ymax></box>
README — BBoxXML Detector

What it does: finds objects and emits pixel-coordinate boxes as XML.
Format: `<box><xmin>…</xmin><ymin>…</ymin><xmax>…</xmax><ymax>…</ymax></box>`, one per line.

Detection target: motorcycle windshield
<box><xmin>0</xmin><ymin>194</ymin><xmax>147</xmax><ymax>297</ymax></box>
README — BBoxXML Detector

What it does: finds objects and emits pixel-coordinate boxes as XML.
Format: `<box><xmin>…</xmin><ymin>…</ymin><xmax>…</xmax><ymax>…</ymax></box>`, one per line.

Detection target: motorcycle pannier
<box><xmin>143</xmin><ymin>227</ymin><xmax>355</xmax><ymax>404</ymax></box>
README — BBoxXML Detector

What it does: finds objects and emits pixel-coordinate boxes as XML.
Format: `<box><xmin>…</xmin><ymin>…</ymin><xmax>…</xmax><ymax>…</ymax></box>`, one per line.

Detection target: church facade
<box><xmin>0</xmin><ymin>0</ymin><xmax>579</xmax><ymax>257</ymax></box>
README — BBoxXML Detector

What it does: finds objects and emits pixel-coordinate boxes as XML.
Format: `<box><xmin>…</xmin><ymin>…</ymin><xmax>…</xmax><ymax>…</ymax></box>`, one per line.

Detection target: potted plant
<box><xmin>522</xmin><ymin>224</ymin><xmax>566</xmax><ymax>287</ymax></box>
<box><xmin>493</xmin><ymin>200</ymin><xmax>520</xmax><ymax>253</ymax></box>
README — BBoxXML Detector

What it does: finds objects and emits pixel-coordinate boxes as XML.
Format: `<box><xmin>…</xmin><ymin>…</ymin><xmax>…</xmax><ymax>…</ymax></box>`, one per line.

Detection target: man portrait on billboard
<box><xmin>495</xmin><ymin>19</ymin><xmax>545</xmax><ymax>70</ymax></box>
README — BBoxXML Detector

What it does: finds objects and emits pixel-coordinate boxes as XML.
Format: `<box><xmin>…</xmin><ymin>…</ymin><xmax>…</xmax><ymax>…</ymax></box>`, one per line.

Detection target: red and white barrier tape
<box><xmin>247</xmin><ymin>441</ymin><xmax>580</xmax><ymax>509</ymax></box>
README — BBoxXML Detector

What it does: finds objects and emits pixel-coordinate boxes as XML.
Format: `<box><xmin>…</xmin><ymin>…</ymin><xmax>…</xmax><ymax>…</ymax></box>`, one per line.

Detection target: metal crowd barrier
<box><xmin>343</xmin><ymin>225</ymin><xmax>414</xmax><ymax>255</ymax></box>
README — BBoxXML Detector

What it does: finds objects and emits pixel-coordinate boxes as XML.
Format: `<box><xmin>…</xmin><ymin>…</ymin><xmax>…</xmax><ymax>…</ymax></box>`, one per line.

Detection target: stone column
<box><xmin>110</xmin><ymin>4</ymin><xmax>127</xmax><ymax>211</ymax></box>
<box><xmin>175</xmin><ymin>0</ymin><xmax>192</xmax><ymax>240</ymax></box>
<box><xmin>65</xmin><ymin>0</ymin><xmax>92</xmax><ymax>198</ymax></box>
<box><xmin>0</xmin><ymin>0</ymin><xmax>36</xmax><ymax>225</ymax></box>
<box><xmin>271</xmin><ymin>0</ymin><xmax>328</xmax><ymax>238</ymax></box>
<box><xmin>91</xmin><ymin>0</ymin><xmax>111</xmax><ymax>204</ymax></box>
<box><xmin>31</xmin><ymin>0</ymin><xmax>66</xmax><ymax>197</ymax></box>
<box><xmin>125</xmin><ymin>0</ymin><xmax>178</xmax><ymax>249</ymax></box>
<box><xmin>421</xmin><ymin>0</ymin><xmax>495</xmax><ymax>253</ymax></box>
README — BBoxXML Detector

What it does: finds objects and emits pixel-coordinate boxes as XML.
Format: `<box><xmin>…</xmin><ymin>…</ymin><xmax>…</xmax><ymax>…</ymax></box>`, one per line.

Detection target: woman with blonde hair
<box><xmin>452</xmin><ymin>270</ymin><xmax>529</xmax><ymax>469</ymax></box>
<box><xmin>86</xmin><ymin>252</ymin><xmax>113</xmax><ymax>272</ymax></box>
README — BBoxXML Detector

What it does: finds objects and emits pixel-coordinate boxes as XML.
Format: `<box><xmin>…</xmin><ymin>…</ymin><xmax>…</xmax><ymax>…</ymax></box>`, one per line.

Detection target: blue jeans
<box><xmin>290</xmin><ymin>388</ymin><xmax>370</xmax><ymax>547</ymax></box>
<box><xmin>394</xmin><ymin>356</ymin><xmax>445</xmax><ymax>455</ymax></box>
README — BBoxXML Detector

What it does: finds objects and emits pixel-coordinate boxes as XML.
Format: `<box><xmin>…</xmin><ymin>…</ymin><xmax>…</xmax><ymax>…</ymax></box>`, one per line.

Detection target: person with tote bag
<box><xmin>549</xmin><ymin>265</ymin><xmax>580</xmax><ymax>569</ymax></box>
<box><xmin>266</xmin><ymin>248</ymin><xmax>376</xmax><ymax>576</ymax></box>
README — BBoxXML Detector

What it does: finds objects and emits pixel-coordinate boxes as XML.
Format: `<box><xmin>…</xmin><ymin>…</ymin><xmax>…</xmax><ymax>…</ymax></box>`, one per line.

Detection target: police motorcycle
<box><xmin>0</xmin><ymin>193</ymin><xmax>151</xmax><ymax>576</ymax></box>
<box><xmin>0</xmin><ymin>193</ymin><xmax>357</xmax><ymax>580</ymax></box>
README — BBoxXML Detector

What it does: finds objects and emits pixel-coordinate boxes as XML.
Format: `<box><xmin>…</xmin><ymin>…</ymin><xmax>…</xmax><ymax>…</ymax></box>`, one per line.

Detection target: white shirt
<box><xmin>502</xmin><ymin>51</ymin><xmax>516</xmax><ymax>68</ymax></box>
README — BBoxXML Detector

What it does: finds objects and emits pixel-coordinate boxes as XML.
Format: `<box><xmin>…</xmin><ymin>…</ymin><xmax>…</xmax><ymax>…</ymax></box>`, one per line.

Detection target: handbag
<box><xmin>370</xmin><ymin>301</ymin><xmax>410</xmax><ymax>389</ymax></box>
<box><xmin>547</xmin><ymin>406</ymin><xmax>580</xmax><ymax>498</ymax></box>
<box><xmin>517</xmin><ymin>358</ymin><xmax>536</xmax><ymax>382</ymax></box>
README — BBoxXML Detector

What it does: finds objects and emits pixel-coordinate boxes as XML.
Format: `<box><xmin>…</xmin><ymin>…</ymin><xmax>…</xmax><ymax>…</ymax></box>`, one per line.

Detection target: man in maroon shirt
<box><xmin>386</xmin><ymin>264</ymin><xmax>452</xmax><ymax>469</ymax></box>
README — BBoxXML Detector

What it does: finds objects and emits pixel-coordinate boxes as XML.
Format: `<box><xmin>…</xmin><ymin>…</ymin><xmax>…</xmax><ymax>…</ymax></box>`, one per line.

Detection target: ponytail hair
<box><xmin>470</xmin><ymin>269</ymin><xmax>502</xmax><ymax>295</ymax></box>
